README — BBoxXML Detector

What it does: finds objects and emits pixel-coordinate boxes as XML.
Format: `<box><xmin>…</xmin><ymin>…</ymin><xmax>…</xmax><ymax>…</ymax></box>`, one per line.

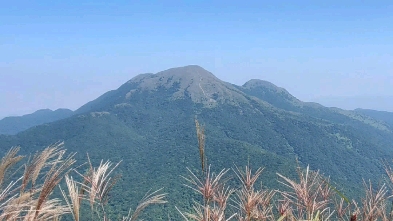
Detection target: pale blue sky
<box><xmin>1</xmin><ymin>1</ymin><xmax>392</xmax><ymax>117</ymax></box>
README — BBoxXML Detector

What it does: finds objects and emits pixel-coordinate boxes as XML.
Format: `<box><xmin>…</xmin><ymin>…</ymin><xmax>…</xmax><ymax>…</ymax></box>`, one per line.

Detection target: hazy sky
<box><xmin>1</xmin><ymin>1</ymin><xmax>392</xmax><ymax>118</ymax></box>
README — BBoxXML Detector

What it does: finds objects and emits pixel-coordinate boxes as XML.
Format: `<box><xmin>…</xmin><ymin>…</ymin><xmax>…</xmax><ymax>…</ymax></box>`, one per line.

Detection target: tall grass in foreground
<box><xmin>1</xmin><ymin>121</ymin><xmax>393</xmax><ymax>220</ymax></box>
<box><xmin>0</xmin><ymin>142</ymin><xmax>166</xmax><ymax>221</ymax></box>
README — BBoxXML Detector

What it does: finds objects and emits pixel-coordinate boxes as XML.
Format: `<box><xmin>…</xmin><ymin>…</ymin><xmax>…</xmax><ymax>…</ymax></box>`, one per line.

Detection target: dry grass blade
<box><xmin>33</xmin><ymin>149</ymin><xmax>76</xmax><ymax>219</ymax></box>
<box><xmin>209</xmin><ymin>204</ymin><xmax>225</xmax><ymax>221</ymax></box>
<box><xmin>77</xmin><ymin>155</ymin><xmax>122</xmax><ymax>208</ymax></box>
<box><xmin>258</xmin><ymin>188</ymin><xmax>276</xmax><ymax>208</ymax></box>
<box><xmin>60</xmin><ymin>175</ymin><xmax>82</xmax><ymax>221</ymax></box>
<box><xmin>334</xmin><ymin>197</ymin><xmax>361</xmax><ymax>221</ymax></box>
<box><xmin>233</xmin><ymin>163</ymin><xmax>275</xmax><ymax>221</ymax></box>
<box><xmin>234</xmin><ymin>187</ymin><xmax>275</xmax><ymax>221</ymax></box>
<box><xmin>318</xmin><ymin>177</ymin><xmax>333</xmax><ymax>202</ymax></box>
<box><xmin>233</xmin><ymin>164</ymin><xmax>264</xmax><ymax>191</ymax></box>
<box><xmin>0</xmin><ymin>176</ymin><xmax>24</xmax><ymax>219</ymax></box>
<box><xmin>0</xmin><ymin>187</ymin><xmax>41</xmax><ymax>220</ymax></box>
<box><xmin>235</xmin><ymin>188</ymin><xmax>262</xmax><ymax>220</ymax></box>
<box><xmin>213</xmin><ymin>185</ymin><xmax>234</xmax><ymax>210</ymax></box>
<box><xmin>210</xmin><ymin>203</ymin><xmax>237</xmax><ymax>221</ymax></box>
<box><xmin>335</xmin><ymin>197</ymin><xmax>350</xmax><ymax>220</ymax></box>
<box><xmin>176</xmin><ymin>203</ymin><xmax>236</xmax><ymax>221</ymax></box>
<box><xmin>277</xmin><ymin>198</ymin><xmax>293</xmax><ymax>219</ymax></box>
<box><xmin>0</xmin><ymin>176</ymin><xmax>22</xmax><ymax>204</ymax></box>
<box><xmin>179</xmin><ymin>165</ymin><xmax>234</xmax><ymax>221</ymax></box>
<box><xmin>21</xmin><ymin>142</ymin><xmax>63</xmax><ymax>193</ymax></box>
<box><xmin>23</xmin><ymin>198</ymin><xmax>70</xmax><ymax>221</ymax></box>
<box><xmin>176</xmin><ymin>204</ymin><xmax>204</xmax><ymax>221</ymax></box>
<box><xmin>361</xmin><ymin>180</ymin><xmax>388</xmax><ymax>221</ymax></box>
<box><xmin>195</xmin><ymin>118</ymin><xmax>206</xmax><ymax>173</ymax></box>
<box><xmin>383</xmin><ymin>160</ymin><xmax>393</xmax><ymax>189</ymax></box>
<box><xmin>182</xmin><ymin>166</ymin><xmax>229</xmax><ymax>203</ymax></box>
<box><xmin>0</xmin><ymin>146</ymin><xmax>24</xmax><ymax>189</ymax></box>
<box><xmin>277</xmin><ymin>165</ymin><xmax>331</xmax><ymax>220</ymax></box>
<box><xmin>100</xmin><ymin>173</ymin><xmax>122</xmax><ymax>206</ymax></box>
<box><xmin>32</xmin><ymin>143</ymin><xmax>63</xmax><ymax>184</ymax></box>
<box><xmin>123</xmin><ymin>188</ymin><xmax>167</xmax><ymax>221</ymax></box>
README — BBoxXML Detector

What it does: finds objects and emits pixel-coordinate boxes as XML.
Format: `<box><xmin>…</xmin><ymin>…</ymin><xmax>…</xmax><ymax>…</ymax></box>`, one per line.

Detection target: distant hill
<box><xmin>1</xmin><ymin>65</ymin><xmax>392</xmax><ymax>219</ymax></box>
<box><xmin>312</xmin><ymin>95</ymin><xmax>393</xmax><ymax>112</ymax></box>
<box><xmin>355</xmin><ymin>108</ymin><xmax>393</xmax><ymax>128</ymax></box>
<box><xmin>0</xmin><ymin>108</ymin><xmax>74</xmax><ymax>135</ymax></box>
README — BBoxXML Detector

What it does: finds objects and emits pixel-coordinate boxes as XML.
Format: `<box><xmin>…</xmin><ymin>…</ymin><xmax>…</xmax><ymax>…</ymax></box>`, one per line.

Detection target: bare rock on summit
<box><xmin>127</xmin><ymin>65</ymin><xmax>249</xmax><ymax>107</ymax></box>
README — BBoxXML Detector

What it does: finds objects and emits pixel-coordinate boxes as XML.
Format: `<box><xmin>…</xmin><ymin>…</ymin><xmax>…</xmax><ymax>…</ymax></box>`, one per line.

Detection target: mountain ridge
<box><xmin>0</xmin><ymin>108</ymin><xmax>74</xmax><ymax>135</ymax></box>
<box><xmin>355</xmin><ymin>108</ymin><xmax>393</xmax><ymax>128</ymax></box>
<box><xmin>313</xmin><ymin>95</ymin><xmax>393</xmax><ymax>112</ymax></box>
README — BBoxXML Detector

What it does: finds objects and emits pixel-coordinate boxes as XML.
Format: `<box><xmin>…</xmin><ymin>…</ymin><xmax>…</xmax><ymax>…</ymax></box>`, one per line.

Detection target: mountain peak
<box><xmin>240</xmin><ymin>79</ymin><xmax>303</xmax><ymax>110</ymax></box>
<box><xmin>129</xmin><ymin>65</ymin><xmax>217</xmax><ymax>84</ymax></box>
<box><xmin>243</xmin><ymin>79</ymin><xmax>297</xmax><ymax>98</ymax></box>
<box><xmin>127</xmin><ymin>65</ymin><xmax>247</xmax><ymax>106</ymax></box>
<box><xmin>243</xmin><ymin>79</ymin><xmax>284</xmax><ymax>91</ymax></box>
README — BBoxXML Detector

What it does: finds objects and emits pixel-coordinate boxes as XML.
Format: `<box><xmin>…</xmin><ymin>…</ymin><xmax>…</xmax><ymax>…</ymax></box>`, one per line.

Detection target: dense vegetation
<box><xmin>0</xmin><ymin>65</ymin><xmax>392</xmax><ymax>219</ymax></box>
<box><xmin>355</xmin><ymin>109</ymin><xmax>393</xmax><ymax>129</ymax></box>
<box><xmin>2</xmin><ymin>126</ymin><xmax>393</xmax><ymax>220</ymax></box>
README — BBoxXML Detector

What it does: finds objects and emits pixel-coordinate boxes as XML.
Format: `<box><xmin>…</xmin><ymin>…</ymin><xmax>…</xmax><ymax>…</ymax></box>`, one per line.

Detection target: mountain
<box><xmin>355</xmin><ymin>108</ymin><xmax>393</xmax><ymax>128</ymax></box>
<box><xmin>1</xmin><ymin>65</ymin><xmax>392</xmax><ymax>219</ymax></box>
<box><xmin>0</xmin><ymin>108</ymin><xmax>74</xmax><ymax>135</ymax></box>
<box><xmin>239</xmin><ymin>79</ymin><xmax>390</xmax><ymax>132</ymax></box>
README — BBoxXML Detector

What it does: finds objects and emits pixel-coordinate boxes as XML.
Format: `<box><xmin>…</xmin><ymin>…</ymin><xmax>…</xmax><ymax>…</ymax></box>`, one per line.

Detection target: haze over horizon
<box><xmin>1</xmin><ymin>1</ymin><xmax>392</xmax><ymax>118</ymax></box>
